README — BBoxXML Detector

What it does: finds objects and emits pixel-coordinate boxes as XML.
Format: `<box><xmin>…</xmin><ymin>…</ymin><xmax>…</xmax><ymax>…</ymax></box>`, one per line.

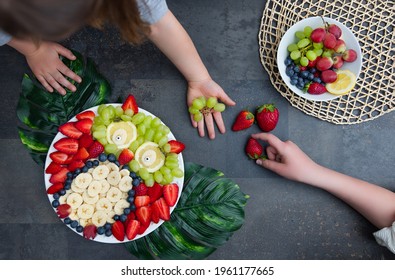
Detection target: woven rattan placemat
<box><xmin>259</xmin><ymin>0</ymin><xmax>394</xmax><ymax>124</ymax></box>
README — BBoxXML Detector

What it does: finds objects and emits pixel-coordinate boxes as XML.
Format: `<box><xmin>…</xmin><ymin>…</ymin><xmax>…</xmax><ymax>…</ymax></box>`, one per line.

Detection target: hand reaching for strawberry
<box><xmin>187</xmin><ymin>78</ymin><xmax>235</xmax><ymax>139</ymax></box>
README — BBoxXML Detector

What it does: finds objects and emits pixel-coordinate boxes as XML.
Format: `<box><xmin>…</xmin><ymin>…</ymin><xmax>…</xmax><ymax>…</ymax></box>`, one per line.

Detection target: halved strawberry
<box><xmin>76</xmin><ymin>110</ymin><xmax>95</xmax><ymax>121</ymax></box>
<box><xmin>88</xmin><ymin>141</ymin><xmax>104</xmax><ymax>158</ymax></box>
<box><xmin>56</xmin><ymin>204</ymin><xmax>71</xmax><ymax>218</ymax></box>
<box><xmin>112</xmin><ymin>221</ymin><xmax>125</xmax><ymax>241</ymax></box>
<box><xmin>58</xmin><ymin>122</ymin><xmax>83</xmax><ymax>139</ymax></box>
<box><xmin>75</xmin><ymin>119</ymin><xmax>93</xmax><ymax>134</ymax></box>
<box><xmin>168</xmin><ymin>140</ymin><xmax>185</xmax><ymax>154</ymax></box>
<box><xmin>134</xmin><ymin>195</ymin><xmax>150</xmax><ymax>208</ymax></box>
<box><xmin>147</xmin><ymin>182</ymin><xmax>163</xmax><ymax>202</ymax></box>
<box><xmin>49</xmin><ymin>168</ymin><xmax>69</xmax><ymax>184</ymax></box>
<box><xmin>126</xmin><ymin>219</ymin><xmax>140</xmax><ymax>240</ymax></box>
<box><xmin>134</xmin><ymin>183</ymin><xmax>148</xmax><ymax>196</ymax></box>
<box><xmin>83</xmin><ymin>225</ymin><xmax>97</xmax><ymax>240</ymax></box>
<box><xmin>137</xmin><ymin>221</ymin><xmax>150</xmax><ymax>235</ymax></box>
<box><xmin>123</xmin><ymin>212</ymin><xmax>136</xmax><ymax>228</ymax></box>
<box><xmin>154</xmin><ymin>198</ymin><xmax>170</xmax><ymax>221</ymax></box>
<box><xmin>54</xmin><ymin>138</ymin><xmax>79</xmax><ymax>155</ymax></box>
<box><xmin>74</xmin><ymin>147</ymin><xmax>89</xmax><ymax>160</ymax></box>
<box><xmin>136</xmin><ymin>206</ymin><xmax>151</xmax><ymax>226</ymax></box>
<box><xmin>47</xmin><ymin>182</ymin><xmax>64</xmax><ymax>194</ymax></box>
<box><xmin>50</xmin><ymin>151</ymin><xmax>72</xmax><ymax>165</ymax></box>
<box><xmin>118</xmin><ymin>148</ymin><xmax>134</xmax><ymax>165</ymax></box>
<box><xmin>163</xmin><ymin>183</ymin><xmax>179</xmax><ymax>207</ymax></box>
<box><xmin>45</xmin><ymin>162</ymin><xmax>63</xmax><ymax>174</ymax></box>
<box><xmin>68</xmin><ymin>160</ymin><xmax>85</xmax><ymax>172</ymax></box>
<box><xmin>78</xmin><ymin>133</ymin><xmax>94</xmax><ymax>148</ymax></box>
<box><xmin>122</xmin><ymin>94</ymin><xmax>138</xmax><ymax>114</ymax></box>
<box><xmin>151</xmin><ymin>201</ymin><xmax>160</xmax><ymax>223</ymax></box>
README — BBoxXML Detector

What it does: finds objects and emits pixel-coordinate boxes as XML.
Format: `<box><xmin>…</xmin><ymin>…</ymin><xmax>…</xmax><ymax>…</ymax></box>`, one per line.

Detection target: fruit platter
<box><xmin>277</xmin><ymin>16</ymin><xmax>362</xmax><ymax>101</ymax></box>
<box><xmin>44</xmin><ymin>95</ymin><xmax>185</xmax><ymax>243</ymax></box>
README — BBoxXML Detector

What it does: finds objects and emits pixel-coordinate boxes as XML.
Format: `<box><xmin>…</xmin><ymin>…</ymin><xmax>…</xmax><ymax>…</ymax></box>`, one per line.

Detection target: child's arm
<box><xmin>147</xmin><ymin>10</ymin><xmax>236</xmax><ymax>139</ymax></box>
<box><xmin>7</xmin><ymin>38</ymin><xmax>81</xmax><ymax>95</ymax></box>
<box><xmin>252</xmin><ymin>133</ymin><xmax>395</xmax><ymax>229</ymax></box>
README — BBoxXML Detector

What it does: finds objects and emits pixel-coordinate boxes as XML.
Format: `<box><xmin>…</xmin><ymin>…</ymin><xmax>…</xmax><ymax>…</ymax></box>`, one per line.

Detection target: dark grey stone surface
<box><xmin>0</xmin><ymin>0</ymin><xmax>394</xmax><ymax>260</ymax></box>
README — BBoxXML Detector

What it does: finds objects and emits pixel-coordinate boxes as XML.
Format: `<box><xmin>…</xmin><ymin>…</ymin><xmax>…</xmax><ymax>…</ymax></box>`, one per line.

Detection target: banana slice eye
<box><xmin>106</xmin><ymin>121</ymin><xmax>137</xmax><ymax>149</ymax></box>
<box><xmin>135</xmin><ymin>142</ymin><xmax>165</xmax><ymax>173</ymax></box>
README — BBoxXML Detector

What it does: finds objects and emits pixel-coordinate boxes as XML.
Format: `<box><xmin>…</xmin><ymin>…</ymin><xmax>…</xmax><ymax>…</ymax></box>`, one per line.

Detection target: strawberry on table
<box><xmin>122</xmin><ymin>94</ymin><xmax>139</xmax><ymax>114</ymax></box>
<box><xmin>76</xmin><ymin>110</ymin><xmax>95</xmax><ymax>121</ymax></box>
<box><xmin>58</xmin><ymin>122</ymin><xmax>83</xmax><ymax>139</ymax></box>
<box><xmin>118</xmin><ymin>148</ymin><xmax>134</xmax><ymax>165</ymax></box>
<box><xmin>168</xmin><ymin>140</ymin><xmax>185</xmax><ymax>154</ymax></box>
<box><xmin>75</xmin><ymin>119</ymin><xmax>93</xmax><ymax>134</ymax></box>
<box><xmin>245</xmin><ymin>138</ymin><xmax>264</xmax><ymax>160</ymax></box>
<box><xmin>54</xmin><ymin>138</ymin><xmax>79</xmax><ymax>154</ymax></box>
<box><xmin>111</xmin><ymin>221</ymin><xmax>125</xmax><ymax>241</ymax></box>
<box><xmin>256</xmin><ymin>104</ymin><xmax>279</xmax><ymax>132</ymax></box>
<box><xmin>232</xmin><ymin>110</ymin><xmax>254</xmax><ymax>131</ymax></box>
<box><xmin>163</xmin><ymin>183</ymin><xmax>179</xmax><ymax>207</ymax></box>
<box><xmin>126</xmin><ymin>219</ymin><xmax>140</xmax><ymax>240</ymax></box>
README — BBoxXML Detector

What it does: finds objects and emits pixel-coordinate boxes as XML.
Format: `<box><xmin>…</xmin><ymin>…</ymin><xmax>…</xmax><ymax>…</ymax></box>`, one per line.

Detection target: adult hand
<box><xmin>187</xmin><ymin>78</ymin><xmax>235</xmax><ymax>139</ymax></box>
<box><xmin>252</xmin><ymin>133</ymin><xmax>319</xmax><ymax>182</ymax></box>
<box><xmin>25</xmin><ymin>41</ymin><xmax>82</xmax><ymax>95</ymax></box>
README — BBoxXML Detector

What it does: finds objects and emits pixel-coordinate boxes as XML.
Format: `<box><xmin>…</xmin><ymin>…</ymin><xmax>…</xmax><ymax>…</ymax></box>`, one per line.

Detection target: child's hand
<box><xmin>252</xmin><ymin>133</ymin><xmax>319</xmax><ymax>183</ymax></box>
<box><xmin>187</xmin><ymin>78</ymin><xmax>235</xmax><ymax>139</ymax></box>
<box><xmin>25</xmin><ymin>41</ymin><xmax>82</xmax><ymax>95</ymax></box>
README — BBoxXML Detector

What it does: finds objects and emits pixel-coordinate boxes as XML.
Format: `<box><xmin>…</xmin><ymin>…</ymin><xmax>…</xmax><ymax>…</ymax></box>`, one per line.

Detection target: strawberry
<box><xmin>134</xmin><ymin>195</ymin><xmax>150</xmax><ymax>208</ymax></box>
<box><xmin>45</xmin><ymin>162</ymin><xmax>63</xmax><ymax>174</ymax></box>
<box><xmin>256</xmin><ymin>104</ymin><xmax>279</xmax><ymax>132</ymax></box>
<box><xmin>232</xmin><ymin>110</ymin><xmax>254</xmax><ymax>131</ymax></box>
<box><xmin>111</xmin><ymin>221</ymin><xmax>125</xmax><ymax>241</ymax></box>
<box><xmin>68</xmin><ymin>160</ymin><xmax>85</xmax><ymax>172</ymax></box>
<box><xmin>118</xmin><ymin>148</ymin><xmax>134</xmax><ymax>165</ymax></box>
<box><xmin>147</xmin><ymin>182</ymin><xmax>163</xmax><ymax>202</ymax></box>
<box><xmin>168</xmin><ymin>140</ymin><xmax>185</xmax><ymax>154</ymax></box>
<box><xmin>56</xmin><ymin>204</ymin><xmax>71</xmax><ymax>218</ymax></box>
<box><xmin>73</xmin><ymin>147</ymin><xmax>89</xmax><ymax>160</ymax></box>
<box><xmin>307</xmin><ymin>82</ymin><xmax>327</xmax><ymax>95</ymax></box>
<box><xmin>88</xmin><ymin>141</ymin><xmax>104</xmax><ymax>158</ymax></box>
<box><xmin>151</xmin><ymin>202</ymin><xmax>160</xmax><ymax>223</ymax></box>
<box><xmin>153</xmin><ymin>198</ymin><xmax>170</xmax><ymax>221</ymax></box>
<box><xmin>50</xmin><ymin>151</ymin><xmax>73</xmax><ymax>165</ymax></box>
<box><xmin>137</xmin><ymin>221</ymin><xmax>150</xmax><ymax>235</ymax></box>
<box><xmin>76</xmin><ymin>110</ymin><xmax>95</xmax><ymax>121</ymax></box>
<box><xmin>134</xmin><ymin>183</ymin><xmax>148</xmax><ymax>196</ymax></box>
<box><xmin>83</xmin><ymin>225</ymin><xmax>97</xmax><ymax>240</ymax></box>
<box><xmin>245</xmin><ymin>138</ymin><xmax>264</xmax><ymax>159</ymax></box>
<box><xmin>78</xmin><ymin>133</ymin><xmax>94</xmax><ymax>148</ymax></box>
<box><xmin>47</xmin><ymin>182</ymin><xmax>64</xmax><ymax>194</ymax></box>
<box><xmin>123</xmin><ymin>212</ymin><xmax>136</xmax><ymax>228</ymax></box>
<box><xmin>58</xmin><ymin>122</ymin><xmax>83</xmax><ymax>139</ymax></box>
<box><xmin>126</xmin><ymin>219</ymin><xmax>140</xmax><ymax>240</ymax></box>
<box><xmin>136</xmin><ymin>206</ymin><xmax>151</xmax><ymax>226</ymax></box>
<box><xmin>75</xmin><ymin>119</ymin><xmax>93</xmax><ymax>134</ymax></box>
<box><xmin>49</xmin><ymin>168</ymin><xmax>69</xmax><ymax>184</ymax></box>
<box><xmin>163</xmin><ymin>183</ymin><xmax>179</xmax><ymax>207</ymax></box>
<box><xmin>54</xmin><ymin>138</ymin><xmax>79</xmax><ymax>155</ymax></box>
<box><xmin>122</xmin><ymin>94</ymin><xmax>139</xmax><ymax>114</ymax></box>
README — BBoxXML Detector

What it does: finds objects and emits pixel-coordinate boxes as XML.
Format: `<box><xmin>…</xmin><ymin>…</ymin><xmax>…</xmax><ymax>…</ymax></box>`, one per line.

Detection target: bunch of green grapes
<box><xmin>188</xmin><ymin>97</ymin><xmax>226</xmax><ymax>122</ymax></box>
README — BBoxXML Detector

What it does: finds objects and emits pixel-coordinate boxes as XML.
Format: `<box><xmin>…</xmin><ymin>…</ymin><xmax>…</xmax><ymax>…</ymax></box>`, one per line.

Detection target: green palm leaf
<box><xmin>16</xmin><ymin>51</ymin><xmax>111</xmax><ymax>167</ymax></box>
<box><xmin>125</xmin><ymin>162</ymin><xmax>249</xmax><ymax>260</ymax></box>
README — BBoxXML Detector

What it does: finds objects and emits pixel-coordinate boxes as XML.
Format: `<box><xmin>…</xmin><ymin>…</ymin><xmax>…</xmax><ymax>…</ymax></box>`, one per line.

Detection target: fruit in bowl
<box><xmin>277</xmin><ymin>17</ymin><xmax>362</xmax><ymax>101</ymax></box>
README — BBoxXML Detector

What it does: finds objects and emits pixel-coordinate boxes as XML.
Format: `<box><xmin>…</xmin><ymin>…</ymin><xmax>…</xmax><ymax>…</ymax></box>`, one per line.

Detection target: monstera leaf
<box><xmin>125</xmin><ymin>162</ymin><xmax>249</xmax><ymax>260</ymax></box>
<box><xmin>17</xmin><ymin>51</ymin><xmax>111</xmax><ymax>167</ymax></box>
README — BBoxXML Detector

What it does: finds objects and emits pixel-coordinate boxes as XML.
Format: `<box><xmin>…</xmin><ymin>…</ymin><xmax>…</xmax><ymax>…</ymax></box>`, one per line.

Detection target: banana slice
<box><xmin>96</xmin><ymin>197</ymin><xmax>113</xmax><ymax>213</ymax></box>
<box><xmin>122</xmin><ymin>192</ymin><xmax>128</xmax><ymax>199</ymax></box>
<box><xmin>135</xmin><ymin>141</ymin><xmax>165</xmax><ymax>172</ymax></box>
<box><xmin>71</xmin><ymin>181</ymin><xmax>85</xmax><ymax>194</ymax></box>
<box><xmin>106</xmin><ymin>121</ymin><xmax>137</xmax><ymax>149</ymax></box>
<box><xmin>77</xmin><ymin>204</ymin><xmax>95</xmax><ymax>219</ymax></box>
<box><xmin>87</xmin><ymin>168</ymin><xmax>94</xmax><ymax>174</ymax></box>
<box><xmin>74</xmin><ymin>173</ymin><xmax>93</xmax><ymax>189</ymax></box>
<box><xmin>118</xmin><ymin>176</ymin><xmax>133</xmax><ymax>192</ymax></box>
<box><xmin>106</xmin><ymin>210</ymin><xmax>116</xmax><ymax>223</ymax></box>
<box><xmin>79</xmin><ymin>218</ymin><xmax>88</xmax><ymax>227</ymax></box>
<box><xmin>69</xmin><ymin>210</ymin><xmax>78</xmax><ymax>221</ymax></box>
<box><xmin>82</xmin><ymin>190</ymin><xmax>99</xmax><ymax>205</ymax></box>
<box><xmin>107</xmin><ymin>170</ymin><xmax>121</xmax><ymax>186</ymax></box>
<box><xmin>87</xmin><ymin>180</ymin><xmax>102</xmax><ymax>197</ymax></box>
<box><xmin>114</xmin><ymin>200</ymin><xmax>130</xmax><ymax>215</ymax></box>
<box><xmin>99</xmin><ymin>179</ymin><xmax>110</xmax><ymax>194</ymax></box>
<box><xmin>106</xmin><ymin>187</ymin><xmax>123</xmax><ymax>203</ymax></box>
<box><xmin>120</xmin><ymin>169</ymin><xmax>130</xmax><ymax>177</ymax></box>
<box><xmin>92</xmin><ymin>165</ymin><xmax>110</xmax><ymax>180</ymax></box>
<box><xmin>91</xmin><ymin>210</ymin><xmax>108</xmax><ymax>227</ymax></box>
<box><xmin>67</xmin><ymin>193</ymin><xmax>83</xmax><ymax>209</ymax></box>
<box><xmin>59</xmin><ymin>190</ymin><xmax>71</xmax><ymax>204</ymax></box>
<box><xmin>106</xmin><ymin>162</ymin><xmax>119</xmax><ymax>173</ymax></box>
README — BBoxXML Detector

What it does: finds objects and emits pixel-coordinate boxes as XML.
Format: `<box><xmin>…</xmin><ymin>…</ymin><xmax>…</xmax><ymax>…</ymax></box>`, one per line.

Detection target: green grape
<box><xmin>151</xmin><ymin>117</ymin><xmax>161</xmax><ymax>128</ymax></box>
<box><xmin>131</xmin><ymin>112</ymin><xmax>145</xmax><ymax>125</ymax></box>
<box><xmin>129</xmin><ymin>140</ymin><xmax>140</xmax><ymax>153</ymax></box>
<box><xmin>94</xmin><ymin>125</ymin><xmax>107</xmax><ymax>132</ymax></box>
<box><xmin>154</xmin><ymin>171</ymin><xmax>163</xmax><ymax>183</ymax></box>
<box><xmin>105</xmin><ymin>143</ymin><xmax>118</xmax><ymax>154</ymax></box>
<box><xmin>166</xmin><ymin>157</ymin><xmax>179</xmax><ymax>165</ymax></box>
<box><xmin>158</xmin><ymin>136</ymin><xmax>168</xmax><ymax>147</ymax></box>
<box><xmin>192</xmin><ymin>98</ymin><xmax>205</xmax><ymax>110</ymax></box>
<box><xmin>93</xmin><ymin>116</ymin><xmax>104</xmax><ymax>125</ymax></box>
<box><xmin>145</xmin><ymin>175</ymin><xmax>155</xmax><ymax>187</ymax></box>
<box><xmin>128</xmin><ymin>160</ymin><xmax>140</xmax><ymax>172</ymax></box>
<box><xmin>287</xmin><ymin>43</ymin><xmax>298</xmax><ymax>52</ymax></box>
<box><xmin>97</xmin><ymin>104</ymin><xmax>107</xmax><ymax>115</ymax></box>
<box><xmin>160</xmin><ymin>166</ymin><xmax>171</xmax><ymax>175</ymax></box>
<box><xmin>213</xmin><ymin>103</ymin><xmax>225</xmax><ymax>112</ymax></box>
<box><xmin>166</xmin><ymin>153</ymin><xmax>178</xmax><ymax>159</ymax></box>
<box><xmin>137</xmin><ymin>124</ymin><xmax>146</xmax><ymax>135</ymax></box>
<box><xmin>137</xmin><ymin>135</ymin><xmax>145</xmax><ymax>145</ymax></box>
<box><xmin>206</xmin><ymin>97</ymin><xmax>217</xmax><ymax>108</ymax></box>
<box><xmin>303</xmin><ymin>26</ymin><xmax>313</xmax><ymax>37</ymax></box>
<box><xmin>313</xmin><ymin>42</ymin><xmax>324</xmax><ymax>49</ymax></box>
<box><xmin>97</xmin><ymin>137</ymin><xmax>108</xmax><ymax>145</ymax></box>
<box><xmin>139</xmin><ymin>168</ymin><xmax>150</xmax><ymax>180</ymax></box>
<box><xmin>290</xmin><ymin>50</ymin><xmax>301</xmax><ymax>60</ymax></box>
<box><xmin>143</xmin><ymin>115</ymin><xmax>153</xmax><ymax>127</ymax></box>
<box><xmin>107</xmin><ymin>105</ymin><xmax>116</xmax><ymax>119</ymax></box>
<box><xmin>165</xmin><ymin>160</ymin><xmax>179</xmax><ymax>169</ymax></box>
<box><xmin>314</xmin><ymin>48</ymin><xmax>323</xmax><ymax>56</ymax></box>
<box><xmin>322</xmin><ymin>50</ymin><xmax>333</xmax><ymax>58</ymax></box>
<box><xmin>295</xmin><ymin>31</ymin><xmax>306</xmax><ymax>39</ymax></box>
<box><xmin>193</xmin><ymin>112</ymin><xmax>203</xmax><ymax>122</ymax></box>
<box><xmin>93</xmin><ymin>130</ymin><xmax>106</xmax><ymax>139</ymax></box>
<box><xmin>144</xmin><ymin>129</ymin><xmax>155</xmax><ymax>142</ymax></box>
<box><xmin>124</xmin><ymin>108</ymin><xmax>134</xmax><ymax>117</ymax></box>
<box><xmin>162</xmin><ymin>126</ymin><xmax>170</xmax><ymax>135</ymax></box>
<box><xmin>163</xmin><ymin>173</ymin><xmax>174</xmax><ymax>184</ymax></box>
<box><xmin>305</xmin><ymin>50</ymin><xmax>317</xmax><ymax>61</ymax></box>
<box><xmin>120</xmin><ymin>114</ymin><xmax>132</xmax><ymax>121</ymax></box>
<box><xmin>171</xmin><ymin>168</ymin><xmax>184</xmax><ymax>178</ymax></box>
<box><xmin>297</xmin><ymin>38</ymin><xmax>310</xmax><ymax>48</ymax></box>
<box><xmin>153</xmin><ymin>131</ymin><xmax>163</xmax><ymax>143</ymax></box>
<box><xmin>101</xmin><ymin>107</ymin><xmax>111</xmax><ymax>122</ymax></box>
<box><xmin>115</xmin><ymin>106</ymin><xmax>124</xmax><ymax>117</ymax></box>
<box><xmin>299</xmin><ymin>56</ymin><xmax>309</xmax><ymax>66</ymax></box>
<box><xmin>162</xmin><ymin>143</ymin><xmax>171</xmax><ymax>153</ymax></box>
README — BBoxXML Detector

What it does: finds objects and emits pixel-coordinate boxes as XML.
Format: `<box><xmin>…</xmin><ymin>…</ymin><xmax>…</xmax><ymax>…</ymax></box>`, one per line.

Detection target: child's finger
<box><xmin>252</xmin><ymin>133</ymin><xmax>284</xmax><ymax>151</ymax></box>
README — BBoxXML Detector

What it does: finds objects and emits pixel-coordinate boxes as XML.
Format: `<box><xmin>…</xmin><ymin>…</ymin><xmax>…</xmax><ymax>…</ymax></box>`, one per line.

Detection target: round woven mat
<box><xmin>259</xmin><ymin>0</ymin><xmax>395</xmax><ymax>124</ymax></box>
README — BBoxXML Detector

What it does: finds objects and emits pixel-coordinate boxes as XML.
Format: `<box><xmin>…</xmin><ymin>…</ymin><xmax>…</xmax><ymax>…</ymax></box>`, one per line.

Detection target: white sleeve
<box><xmin>0</xmin><ymin>30</ymin><xmax>11</xmax><ymax>46</ymax></box>
<box><xmin>373</xmin><ymin>221</ymin><xmax>395</xmax><ymax>254</ymax></box>
<box><xmin>136</xmin><ymin>0</ymin><xmax>168</xmax><ymax>24</ymax></box>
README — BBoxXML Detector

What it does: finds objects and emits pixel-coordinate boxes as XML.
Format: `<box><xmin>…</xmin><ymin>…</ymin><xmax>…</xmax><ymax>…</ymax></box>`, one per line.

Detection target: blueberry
<box><xmin>64</xmin><ymin>183</ymin><xmax>71</xmax><ymax>190</ymax></box>
<box><xmin>52</xmin><ymin>199</ymin><xmax>60</xmax><ymax>208</ymax></box>
<box><xmin>97</xmin><ymin>227</ymin><xmax>105</xmax><ymax>235</ymax></box>
<box><xmin>93</xmin><ymin>160</ymin><xmax>100</xmax><ymax>167</ymax></box>
<box><xmin>285</xmin><ymin>67</ymin><xmax>294</xmax><ymax>77</ymax></box>
<box><xmin>313</xmin><ymin>77</ymin><xmax>321</xmax><ymax>83</ymax></box>
<box><xmin>120</xmin><ymin>214</ymin><xmax>127</xmax><ymax>222</ymax></box>
<box><xmin>128</xmin><ymin>189</ymin><xmax>135</xmax><ymax>197</ymax></box>
<box><xmin>105</xmin><ymin>229</ymin><xmax>112</xmax><ymax>237</ymax></box>
<box><xmin>290</xmin><ymin>79</ymin><xmax>297</xmax><ymax>86</ymax></box>
<box><xmin>74</xmin><ymin>168</ymin><xmax>81</xmax><ymax>175</ymax></box>
<box><xmin>113</xmin><ymin>214</ymin><xmax>120</xmax><ymax>221</ymax></box>
<box><xmin>114</xmin><ymin>160</ymin><xmax>120</xmax><ymax>167</ymax></box>
<box><xmin>127</xmin><ymin>196</ymin><xmax>134</xmax><ymax>203</ymax></box>
<box><xmin>82</xmin><ymin>166</ymin><xmax>89</xmax><ymax>173</ymax></box>
<box><xmin>132</xmin><ymin>178</ymin><xmax>140</xmax><ymax>187</ymax></box>
<box><xmin>76</xmin><ymin>226</ymin><xmax>84</xmax><ymax>233</ymax></box>
<box><xmin>72</xmin><ymin>174</ymin><xmax>78</xmax><ymax>179</ymax></box>
<box><xmin>70</xmin><ymin>220</ymin><xmax>78</xmax><ymax>228</ymax></box>
<box><xmin>59</xmin><ymin>189</ymin><xmax>66</xmax><ymax>196</ymax></box>
<box><xmin>64</xmin><ymin>217</ymin><xmax>71</xmax><ymax>224</ymax></box>
<box><xmin>291</xmin><ymin>73</ymin><xmax>299</xmax><ymax>80</ymax></box>
<box><xmin>99</xmin><ymin>153</ymin><xmax>107</xmax><ymax>162</ymax></box>
<box><xmin>122</xmin><ymin>165</ymin><xmax>130</xmax><ymax>171</ymax></box>
<box><xmin>85</xmin><ymin>161</ymin><xmax>93</xmax><ymax>168</ymax></box>
<box><xmin>284</xmin><ymin>57</ymin><xmax>292</xmax><ymax>66</ymax></box>
<box><xmin>67</xmin><ymin>172</ymin><xmax>73</xmax><ymax>179</ymax></box>
<box><xmin>124</xmin><ymin>208</ymin><xmax>131</xmax><ymax>215</ymax></box>
<box><xmin>301</xmin><ymin>71</ymin><xmax>309</xmax><ymax>78</ymax></box>
<box><xmin>104</xmin><ymin>223</ymin><xmax>112</xmax><ymax>230</ymax></box>
<box><xmin>53</xmin><ymin>193</ymin><xmax>60</xmax><ymax>200</ymax></box>
<box><xmin>129</xmin><ymin>172</ymin><xmax>137</xmax><ymax>179</ymax></box>
<box><xmin>293</xmin><ymin>66</ymin><xmax>300</xmax><ymax>73</ymax></box>
<box><xmin>298</xmin><ymin>77</ymin><xmax>304</xmax><ymax>83</ymax></box>
<box><xmin>129</xmin><ymin>205</ymin><xmax>136</xmax><ymax>212</ymax></box>
<box><xmin>308</xmin><ymin>73</ymin><xmax>314</xmax><ymax>80</ymax></box>
<box><xmin>107</xmin><ymin>154</ymin><xmax>116</xmax><ymax>162</ymax></box>
<box><xmin>310</xmin><ymin>68</ymin><xmax>317</xmax><ymax>74</ymax></box>
<box><xmin>66</xmin><ymin>178</ymin><xmax>73</xmax><ymax>184</ymax></box>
